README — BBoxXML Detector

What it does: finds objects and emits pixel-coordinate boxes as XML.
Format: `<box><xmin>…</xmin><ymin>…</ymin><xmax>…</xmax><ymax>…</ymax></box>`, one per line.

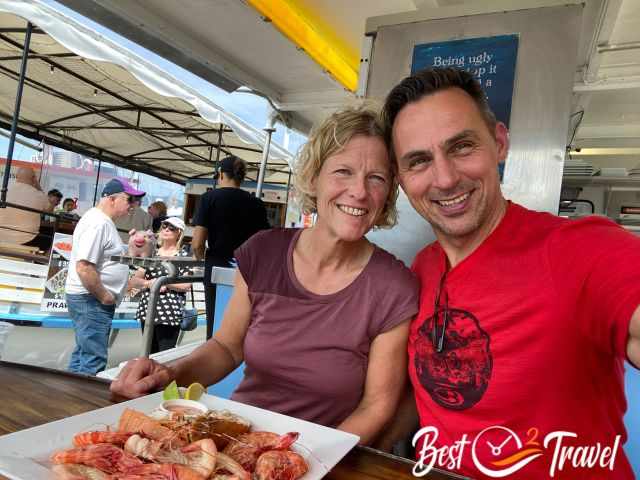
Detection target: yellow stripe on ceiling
<box><xmin>247</xmin><ymin>0</ymin><xmax>359</xmax><ymax>92</ymax></box>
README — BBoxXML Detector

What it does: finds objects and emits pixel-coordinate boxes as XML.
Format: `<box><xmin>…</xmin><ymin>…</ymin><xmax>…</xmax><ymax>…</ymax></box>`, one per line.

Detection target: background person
<box><xmin>61</xmin><ymin>198</ymin><xmax>76</xmax><ymax>213</ymax></box>
<box><xmin>58</xmin><ymin>198</ymin><xmax>80</xmax><ymax>220</ymax></box>
<box><xmin>381</xmin><ymin>67</ymin><xmax>640</xmax><ymax>478</ymax></box>
<box><xmin>0</xmin><ymin>166</ymin><xmax>48</xmax><ymax>247</ymax></box>
<box><xmin>46</xmin><ymin>189</ymin><xmax>63</xmax><ymax>213</ymax></box>
<box><xmin>129</xmin><ymin>217</ymin><xmax>191</xmax><ymax>354</ymax></box>
<box><xmin>148</xmin><ymin>200</ymin><xmax>168</xmax><ymax>233</ymax></box>
<box><xmin>65</xmin><ymin>178</ymin><xmax>145</xmax><ymax>375</ymax></box>
<box><xmin>191</xmin><ymin>155</ymin><xmax>269</xmax><ymax>339</ymax></box>
<box><xmin>115</xmin><ymin>192</ymin><xmax>152</xmax><ymax>242</ymax></box>
<box><xmin>111</xmin><ymin>106</ymin><xmax>419</xmax><ymax>445</ymax></box>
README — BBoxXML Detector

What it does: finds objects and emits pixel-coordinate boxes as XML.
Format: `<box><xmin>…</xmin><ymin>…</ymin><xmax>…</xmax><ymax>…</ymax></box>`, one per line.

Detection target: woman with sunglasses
<box><xmin>129</xmin><ymin>217</ymin><xmax>191</xmax><ymax>353</ymax></box>
<box><xmin>112</xmin><ymin>106</ymin><xmax>419</xmax><ymax>445</ymax></box>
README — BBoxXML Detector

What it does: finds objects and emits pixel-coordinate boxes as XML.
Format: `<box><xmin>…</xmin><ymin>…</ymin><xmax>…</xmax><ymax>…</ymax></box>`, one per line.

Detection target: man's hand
<box><xmin>110</xmin><ymin>357</ymin><xmax>174</xmax><ymax>400</ymax></box>
<box><xmin>77</xmin><ymin>260</ymin><xmax>117</xmax><ymax>306</ymax></box>
<box><xmin>100</xmin><ymin>290</ymin><xmax>117</xmax><ymax>305</ymax></box>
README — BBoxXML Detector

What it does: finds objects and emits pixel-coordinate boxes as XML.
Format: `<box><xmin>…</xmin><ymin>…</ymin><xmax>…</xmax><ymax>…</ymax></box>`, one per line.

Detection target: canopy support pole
<box><xmin>256</xmin><ymin>114</ymin><xmax>277</xmax><ymax>199</ymax></box>
<box><xmin>283</xmin><ymin>169</ymin><xmax>292</xmax><ymax>227</ymax></box>
<box><xmin>213</xmin><ymin>127</ymin><xmax>223</xmax><ymax>188</ymax></box>
<box><xmin>1</xmin><ymin>21</ymin><xmax>33</xmax><ymax>205</ymax></box>
<box><xmin>92</xmin><ymin>157</ymin><xmax>102</xmax><ymax>206</ymax></box>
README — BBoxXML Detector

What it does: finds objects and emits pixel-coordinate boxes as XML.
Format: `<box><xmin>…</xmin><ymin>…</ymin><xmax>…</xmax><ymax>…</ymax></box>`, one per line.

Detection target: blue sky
<box><xmin>2</xmin><ymin>0</ymin><xmax>305</xmax><ymax>162</ymax></box>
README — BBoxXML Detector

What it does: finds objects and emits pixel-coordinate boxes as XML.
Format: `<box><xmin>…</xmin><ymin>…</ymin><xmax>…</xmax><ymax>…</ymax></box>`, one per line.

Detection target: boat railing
<box><xmin>110</xmin><ymin>255</ymin><xmax>205</xmax><ymax>357</ymax></box>
<box><xmin>98</xmin><ymin>266</ymin><xmax>235</xmax><ymax>380</ymax></box>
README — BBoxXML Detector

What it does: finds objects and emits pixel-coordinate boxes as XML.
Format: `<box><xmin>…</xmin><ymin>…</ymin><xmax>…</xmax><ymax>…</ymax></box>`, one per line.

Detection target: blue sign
<box><xmin>411</xmin><ymin>35</ymin><xmax>519</xmax><ymax>126</ymax></box>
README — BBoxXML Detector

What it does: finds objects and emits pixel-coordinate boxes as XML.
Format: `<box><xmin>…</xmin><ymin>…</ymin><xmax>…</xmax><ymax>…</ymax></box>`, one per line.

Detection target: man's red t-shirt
<box><xmin>409</xmin><ymin>202</ymin><xmax>640</xmax><ymax>479</ymax></box>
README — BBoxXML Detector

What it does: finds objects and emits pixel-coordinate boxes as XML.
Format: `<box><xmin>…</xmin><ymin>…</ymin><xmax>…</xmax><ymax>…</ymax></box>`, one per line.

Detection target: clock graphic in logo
<box><xmin>472</xmin><ymin>426</ymin><xmax>544</xmax><ymax>477</ymax></box>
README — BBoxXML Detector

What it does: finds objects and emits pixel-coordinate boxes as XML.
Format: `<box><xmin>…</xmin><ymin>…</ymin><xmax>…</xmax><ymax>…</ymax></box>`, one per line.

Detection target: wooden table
<box><xmin>0</xmin><ymin>361</ymin><xmax>466</xmax><ymax>480</ymax></box>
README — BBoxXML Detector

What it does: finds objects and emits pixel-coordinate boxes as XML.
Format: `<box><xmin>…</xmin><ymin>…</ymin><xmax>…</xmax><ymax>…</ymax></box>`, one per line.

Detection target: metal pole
<box><xmin>285</xmin><ymin>169</ymin><xmax>292</xmax><ymax>200</ymax></box>
<box><xmin>1</xmin><ymin>22</ymin><xmax>33</xmax><ymax>204</ymax></box>
<box><xmin>213</xmin><ymin>127</ymin><xmax>223</xmax><ymax>188</ymax></box>
<box><xmin>92</xmin><ymin>157</ymin><xmax>102</xmax><ymax>206</ymax></box>
<box><xmin>140</xmin><ymin>261</ymin><xmax>176</xmax><ymax>357</ymax></box>
<box><xmin>283</xmin><ymin>169</ymin><xmax>292</xmax><ymax>227</ymax></box>
<box><xmin>139</xmin><ymin>268</ymin><xmax>205</xmax><ymax>357</ymax></box>
<box><xmin>256</xmin><ymin>113</ymin><xmax>277</xmax><ymax>199</ymax></box>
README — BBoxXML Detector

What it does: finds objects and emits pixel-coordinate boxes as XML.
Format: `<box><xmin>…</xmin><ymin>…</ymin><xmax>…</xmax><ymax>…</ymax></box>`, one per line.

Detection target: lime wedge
<box><xmin>185</xmin><ymin>382</ymin><xmax>205</xmax><ymax>401</ymax></box>
<box><xmin>163</xmin><ymin>380</ymin><xmax>180</xmax><ymax>400</ymax></box>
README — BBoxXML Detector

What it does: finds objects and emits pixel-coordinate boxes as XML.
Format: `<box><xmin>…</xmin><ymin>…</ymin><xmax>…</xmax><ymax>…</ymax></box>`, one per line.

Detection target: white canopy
<box><xmin>0</xmin><ymin>0</ymin><xmax>293</xmax><ymax>184</ymax></box>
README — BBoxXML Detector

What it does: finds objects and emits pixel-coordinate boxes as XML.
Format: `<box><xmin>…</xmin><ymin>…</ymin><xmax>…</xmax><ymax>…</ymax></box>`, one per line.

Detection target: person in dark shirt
<box><xmin>148</xmin><ymin>200</ymin><xmax>168</xmax><ymax>233</ymax></box>
<box><xmin>191</xmin><ymin>155</ymin><xmax>269</xmax><ymax>338</ymax></box>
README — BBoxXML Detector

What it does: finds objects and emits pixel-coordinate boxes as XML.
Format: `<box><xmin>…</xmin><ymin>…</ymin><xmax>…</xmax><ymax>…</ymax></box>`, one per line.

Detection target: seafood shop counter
<box><xmin>0</xmin><ymin>361</ymin><xmax>467</xmax><ymax>480</ymax></box>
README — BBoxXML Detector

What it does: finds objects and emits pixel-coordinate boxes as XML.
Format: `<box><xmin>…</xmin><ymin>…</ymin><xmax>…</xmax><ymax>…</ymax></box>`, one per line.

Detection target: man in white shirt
<box><xmin>0</xmin><ymin>166</ymin><xmax>48</xmax><ymax>245</ymax></box>
<box><xmin>65</xmin><ymin>177</ymin><xmax>145</xmax><ymax>374</ymax></box>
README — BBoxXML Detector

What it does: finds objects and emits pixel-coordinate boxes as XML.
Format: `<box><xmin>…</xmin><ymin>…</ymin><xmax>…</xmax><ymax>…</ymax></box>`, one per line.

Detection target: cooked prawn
<box><xmin>51</xmin><ymin>463</ymin><xmax>109</xmax><ymax>480</ymax></box>
<box><xmin>223</xmin><ymin>432</ymin><xmax>299</xmax><ymax>472</ymax></box>
<box><xmin>124</xmin><ymin>435</ymin><xmax>217</xmax><ymax>478</ymax></box>
<box><xmin>112</xmin><ymin>463</ymin><xmax>205</xmax><ymax>480</ymax></box>
<box><xmin>73</xmin><ymin>431</ymin><xmax>133</xmax><ymax>447</ymax></box>
<box><xmin>50</xmin><ymin>443</ymin><xmax>142</xmax><ymax>474</ymax></box>
<box><xmin>118</xmin><ymin>408</ymin><xmax>185</xmax><ymax>447</ymax></box>
<box><xmin>254</xmin><ymin>450</ymin><xmax>308</xmax><ymax>480</ymax></box>
<box><xmin>215</xmin><ymin>452</ymin><xmax>250</xmax><ymax>480</ymax></box>
<box><xmin>180</xmin><ymin>438</ymin><xmax>217</xmax><ymax>477</ymax></box>
<box><xmin>124</xmin><ymin>434</ymin><xmax>164</xmax><ymax>461</ymax></box>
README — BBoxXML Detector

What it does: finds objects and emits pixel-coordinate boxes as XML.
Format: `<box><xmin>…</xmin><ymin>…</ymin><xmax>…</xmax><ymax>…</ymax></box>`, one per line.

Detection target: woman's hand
<box><xmin>110</xmin><ymin>357</ymin><xmax>175</xmax><ymax>400</ymax></box>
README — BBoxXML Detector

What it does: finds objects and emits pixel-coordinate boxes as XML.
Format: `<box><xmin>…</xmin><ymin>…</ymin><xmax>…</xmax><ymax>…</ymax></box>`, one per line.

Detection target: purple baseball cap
<box><xmin>101</xmin><ymin>178</ymin><xmax>145</xmax><ymax>197</ymax></box>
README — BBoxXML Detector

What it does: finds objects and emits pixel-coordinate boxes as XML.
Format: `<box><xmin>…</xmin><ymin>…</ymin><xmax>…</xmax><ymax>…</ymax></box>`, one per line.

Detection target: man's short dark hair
<box><xmin>382</xmin><ymin>68</ymin><xmax>497</xmax><ymax>152</ymax></box>
<box><xmin>215</xmin><ymin>155</ymin><xmax>247</xmax><ymax>184</ymax></box>
<box><xmin>47</xmin><ymin>188</ymin><xmax>63</xmax><ymax>199</ymax></box>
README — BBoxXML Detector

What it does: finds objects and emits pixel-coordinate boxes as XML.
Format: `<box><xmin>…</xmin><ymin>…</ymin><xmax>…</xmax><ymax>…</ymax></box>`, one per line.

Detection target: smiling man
<box><xmin>381</xmin><ymin>68</ymin><xmax>640</xmax><ymax>479</ymax></box>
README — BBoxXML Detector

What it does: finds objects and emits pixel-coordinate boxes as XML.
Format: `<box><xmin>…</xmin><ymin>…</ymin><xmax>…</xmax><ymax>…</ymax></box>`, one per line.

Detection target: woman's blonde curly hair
<box><xmin>294</xmin><ymin>103</ymin><xmax>399</xmax><ymax>229</ymax></box>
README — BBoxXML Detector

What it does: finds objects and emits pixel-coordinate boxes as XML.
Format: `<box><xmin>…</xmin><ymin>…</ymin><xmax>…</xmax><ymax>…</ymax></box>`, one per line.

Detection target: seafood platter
<box><xmin>0</xmin><ymin>392</ymin><xmax>360</xmax><ymax>480</ymax></box>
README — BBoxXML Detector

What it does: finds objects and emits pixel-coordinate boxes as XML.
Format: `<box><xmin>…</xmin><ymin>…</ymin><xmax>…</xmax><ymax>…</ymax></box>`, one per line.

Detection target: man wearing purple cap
<box><xmin>65</xmin><ymin>178</ymin><xmax>145</xmax><ymax>375</ymax></box>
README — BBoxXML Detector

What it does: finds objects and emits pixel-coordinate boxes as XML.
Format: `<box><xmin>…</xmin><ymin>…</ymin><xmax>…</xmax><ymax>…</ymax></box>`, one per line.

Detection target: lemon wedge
<box><xmin>185</xmin><ymin>382</ymin><xmax>205</xmax><ymax>401</ymax></box>
<box><xmin>162</xmin><ymin>380</ymin><xmax>180</xmax><ymax>400</ymax></box>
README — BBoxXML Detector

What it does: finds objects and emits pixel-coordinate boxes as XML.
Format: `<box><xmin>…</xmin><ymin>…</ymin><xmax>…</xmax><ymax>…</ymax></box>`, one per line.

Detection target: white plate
<box><xmin>0</xmin><ymin>392</ymin><xmax>359</xmax><ymax>480</ymax></box>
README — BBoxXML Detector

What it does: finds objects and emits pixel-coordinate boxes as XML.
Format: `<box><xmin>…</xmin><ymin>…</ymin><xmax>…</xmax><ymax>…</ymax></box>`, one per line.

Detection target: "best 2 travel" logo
<box><xmin>412</xmin><ymin>425</ymin><xmax>621</xmax><ymax>478</ymax></box>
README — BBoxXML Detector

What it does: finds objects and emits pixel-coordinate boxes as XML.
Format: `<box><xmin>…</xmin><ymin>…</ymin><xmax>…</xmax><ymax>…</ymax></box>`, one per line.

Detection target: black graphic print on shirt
<box><xmin>414</xmin><ymin>308</ymin><xmax>492</xmax><ymax>410</ymax></box>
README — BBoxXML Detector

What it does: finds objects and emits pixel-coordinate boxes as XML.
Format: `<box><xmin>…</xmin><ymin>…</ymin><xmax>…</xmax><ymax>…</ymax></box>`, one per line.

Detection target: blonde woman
<box><xmin>112</xmin><ymin>105</ymin><xmax>419</xmax><ymax>445</ymax></box>
<box><xmin>129</xmin><ymin>217</ymin><xmax>191</xmax><ymax>353</ymax></box>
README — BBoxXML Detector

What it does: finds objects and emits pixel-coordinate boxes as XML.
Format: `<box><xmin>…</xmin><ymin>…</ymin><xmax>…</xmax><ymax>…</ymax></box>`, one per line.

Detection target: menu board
<box><xmin>40</xmin><ymin>232</ymin><xmax>138</xmax><ymax>313</ymax></box>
